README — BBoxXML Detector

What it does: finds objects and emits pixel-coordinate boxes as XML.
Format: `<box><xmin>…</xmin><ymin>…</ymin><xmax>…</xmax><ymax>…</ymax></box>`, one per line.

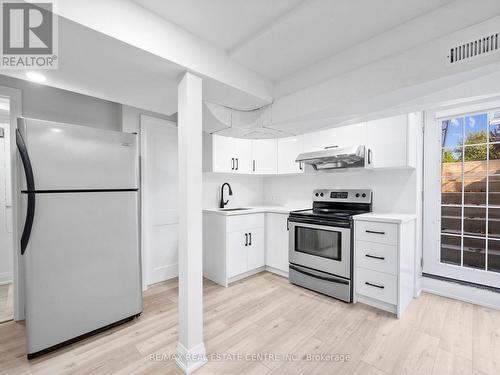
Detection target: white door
<box><xmin>252</xmin><ymin>139</ymin><xmax>277</xmax><ymax>174</ymax></box>
<box><xmin>227</xmin><ymin>230</ymin><xmax>247</xmax><ymax>278</ymax></box>
<box><xmin>232</xmin><ymin>137</ymin><xmax>252</xmax><ymax>174</ymax></box>
<box><xmin>265</xmin><ymin>213</ymin><xmax>289</xmax><ymax>272</ymax></box>
<box><xmin>247</xmin><ymin>227</ymin><xmax>265</xmax><ymax>270</ymax></box>
<box><xmin>278</xmin><ymin>136</ymin><xmax>304</xmax><ymax>174</ymax></box>
<box><xmin>0</xmin><ymin>121</ymin><xmax>13</xmax><ymax>288</ymax></box>
<box><xmin>140</xmin><ymin>115</ymin><xmax>178</xmax><ymax>287</ymax></box>
<box><xmin>423</xmin><ymin>108</ymin><xmax>500</xmax><ymax>288</ymax></box>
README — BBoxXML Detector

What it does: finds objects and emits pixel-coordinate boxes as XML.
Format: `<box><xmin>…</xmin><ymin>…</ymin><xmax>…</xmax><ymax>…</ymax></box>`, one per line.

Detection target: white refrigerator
<box><xmin>16</xmin><ymin>117</ymin><xmax>142</xmax><ymax>358</ymax></box>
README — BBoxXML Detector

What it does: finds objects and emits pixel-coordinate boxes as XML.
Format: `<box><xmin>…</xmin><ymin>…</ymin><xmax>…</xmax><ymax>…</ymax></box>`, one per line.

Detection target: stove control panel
<box><xmin>313</xmin><ymin>189</ymin><xmax>372</xmax><ymax>204</ymax></box>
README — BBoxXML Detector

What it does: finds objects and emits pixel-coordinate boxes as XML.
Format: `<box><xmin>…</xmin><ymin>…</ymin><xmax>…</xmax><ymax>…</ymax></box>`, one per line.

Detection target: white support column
<box><xmin>176</xmin><ymin>72</ymin><xmax>206</xmax><ymax>374</ymax></box>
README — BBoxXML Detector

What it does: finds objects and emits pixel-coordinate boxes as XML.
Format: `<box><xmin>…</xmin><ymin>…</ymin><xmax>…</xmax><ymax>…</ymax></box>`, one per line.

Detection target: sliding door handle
<box><xmin>16</xmin><ymin>126</ymin><xmax>36</xmax><ymax>255</ymax></box>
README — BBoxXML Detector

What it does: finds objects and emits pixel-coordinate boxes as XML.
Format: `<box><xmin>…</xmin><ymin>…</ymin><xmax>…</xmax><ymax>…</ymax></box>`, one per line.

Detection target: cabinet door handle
<box><xmin>365</xmin><ymin>230</ymin><xmax>385</xmax><ymax>235</ymax></box>
<box><xmin>299</xmin><ymin>162</ymin><xmax>303</xmax><ymax>171</ymax></box>
<box><xmin>231</xmin><ymin>158</ymin><xmax>235</xmax><ymax>170</ymax></box>
<box><xmin>368</xmin><ymin>149</ymin><xmax>372</xmax><ymax>165</ymax></box>
<box><xmin>249</xmin><ymin>232</ymin><xmax>252</xmax><ymax>246</ymax></box>
<box><xmin>253</xmin><ymin>160</ymin><xmax>255</xmax><ymax>172</ymax></box>
<box><xmin>245</xmin><ymin>233</ymin><xmax>248</xmax><ymax>246</ymax></box>
<box><xmin>365</xmin><ymin>281</ymin><xmax>384</xmax><ymax>289</ymax></box>
<box><xmin>235</xmin><ymin>158</ymin><xmax>239</xmax><ymax>170</ymax></box>
<box><xmin>365</xmin><ymin>254</ymin><xmax>385</xmax><ymax>260</ymax></box>
<box><xmin>324</xmin><ymin>145</ymin><xmax>338</xmax><ymax>149</ymax></box>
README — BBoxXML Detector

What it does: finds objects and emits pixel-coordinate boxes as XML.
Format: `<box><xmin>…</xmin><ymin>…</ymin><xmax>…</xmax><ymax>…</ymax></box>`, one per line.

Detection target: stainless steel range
<box><xmin>288</xmin><ymin>189</ymin><xmax>372</xmax><ymax>302</ymax></box>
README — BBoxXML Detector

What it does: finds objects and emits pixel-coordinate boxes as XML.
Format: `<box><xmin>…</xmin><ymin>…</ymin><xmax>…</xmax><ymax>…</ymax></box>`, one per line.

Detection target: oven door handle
<box><xmin>289</xmin><ymin>265</ymin><xmax>349</xmax><ymax>285</ymax></box>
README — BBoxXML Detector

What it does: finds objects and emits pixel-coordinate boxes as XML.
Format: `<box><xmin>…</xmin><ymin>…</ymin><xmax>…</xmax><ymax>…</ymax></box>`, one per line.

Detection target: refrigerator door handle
<box><xmin>16</xmin><ymin>128</ymin><xmax>36</xmax><ymax>255</ymax></box>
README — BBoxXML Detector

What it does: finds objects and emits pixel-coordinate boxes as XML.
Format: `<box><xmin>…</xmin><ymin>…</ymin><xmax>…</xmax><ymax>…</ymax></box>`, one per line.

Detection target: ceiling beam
<box><xmin>56</xmin><ymin>0</ymin><xmax>273</xmax><ymax>104</ymax></box>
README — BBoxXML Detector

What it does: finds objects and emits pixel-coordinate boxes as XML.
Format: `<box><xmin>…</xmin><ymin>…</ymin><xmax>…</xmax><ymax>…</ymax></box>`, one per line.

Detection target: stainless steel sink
<box><xmin>218</xmin><ymin>207</ymin><xmax>251</xmax><ymax>211</ymax></box>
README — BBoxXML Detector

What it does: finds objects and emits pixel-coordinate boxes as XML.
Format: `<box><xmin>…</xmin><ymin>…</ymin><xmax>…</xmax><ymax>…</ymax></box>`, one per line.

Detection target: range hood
<box><xmin>296</xmin><ymin>145</ymin><xmax>366</xmax><ymax>170</ymax></box>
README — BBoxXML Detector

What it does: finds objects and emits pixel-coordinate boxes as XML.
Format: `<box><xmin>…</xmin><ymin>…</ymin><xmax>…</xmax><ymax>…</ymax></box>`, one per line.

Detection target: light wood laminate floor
<box><xmin>0</xmin><ymin>272</ymin><xmax>499</xmax><ymax>375</ymax></box>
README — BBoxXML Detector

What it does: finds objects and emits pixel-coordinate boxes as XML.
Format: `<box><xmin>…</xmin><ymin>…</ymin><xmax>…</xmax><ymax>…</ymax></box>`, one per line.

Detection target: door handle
<box><xmin>299</xmin><ymin>162</ymin><xmax>303</xmax><ymax>171</ymax></box>
<box><xmin>235</xmin><ymin>158</ymin><xmax>239</xmax><ymax>170</ymax></box>
<box><xmin>231</xmin><ymin>158</ymin><xmax>235</xmax><ymax>170</ymax></box>
<box><xmin>365</xmin><ymin>230</ymin><xmax>385</xmax><ymax>235</ymax></box>
<box><xmin>368</xmin><ymin>149</ymin><xmax>372</xmax><ymax>165</ymax></box>
<box><xmin>16</xmin><ymin>127</ymin><xmax>36</xmax><ymax>255</ymax></box>
<box><xmin>365</xmin><ymin>281</ymin><xmax>385</xmax><ymax>289</ymax></box>
<box><xmin>365</xmin><ymin>254</ymin><xmax>385</xmax><ymax>260</ymax></box>
<box><xmin>248</xmin><ymin>232</ymin><xmax>252</xmax><ymax>246</ymax></box>
<box><xmin>245</xmin><ymin>233</ymin><xmax>248</xmax><ymax>246</ymax></box>
<box><xmin>253</xmin><ymin>160</ymin><xmax>255</xmax><ymax>172</ymax></box>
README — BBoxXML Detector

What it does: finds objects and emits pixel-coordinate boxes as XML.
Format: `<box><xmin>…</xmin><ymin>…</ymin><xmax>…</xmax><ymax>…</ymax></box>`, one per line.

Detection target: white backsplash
<box><xmin>263</xmin><ymin>169</ymin><xmax>417</xmax><ymax>213</ymax></box>
<box><xmin>203</xmin><ymin>173</ymin><xmax>264</xmax><ymax>209</ymax></box>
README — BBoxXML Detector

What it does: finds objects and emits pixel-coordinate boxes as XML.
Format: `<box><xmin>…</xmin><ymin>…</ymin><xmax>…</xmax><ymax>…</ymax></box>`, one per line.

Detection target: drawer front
<box><xmin>356</xmin><ymin>267</ymin><xmax>397</xmax><ymax>305</ymax></box>
<box><xmin>226</xmin><ymin>213</ymin><xmax>264</xmax><ymax>233</ymax></box>
<box><xmin>355</xmin><ymin>240</ymin><xmax>398</xmax><ymax>275</ymax></box>
<box><xmin>355</xmin><ymin>220</ymin><xmax>398</xmax><ymax>245</ymax></box>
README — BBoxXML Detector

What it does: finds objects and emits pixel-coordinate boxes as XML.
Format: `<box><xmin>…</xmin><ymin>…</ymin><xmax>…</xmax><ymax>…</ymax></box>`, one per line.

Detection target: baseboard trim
<box><xmin>422</xmin><ymin>276</ymin><xmax>500</xmax><ymax>310</ymax></box>
<box><xmin>175</xmin><ymin>341</ymin><xmax>207</xmax><ymax>374</ymax></box>
<box><xmin>228</xmin><ymin>266</ymin><xmax>266</xmax><ymax>284</ymax></box>
<box><xmin>0</xmin><ymin>272</ymin><xmax>13</xmax><ymax>285</ymax></box>
<box><xmin>264</xmin><ymin>266</ymin><xmax>288</xmax><ymax>278</ymax></box>
<box><xmin>147</xmin><ymin>263</ymin><xmax>178</xmax><ymax>286</ymax></box>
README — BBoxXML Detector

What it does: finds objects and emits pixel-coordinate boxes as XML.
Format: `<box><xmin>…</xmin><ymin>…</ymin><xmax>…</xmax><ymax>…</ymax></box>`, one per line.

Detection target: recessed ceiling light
<box><xmin>25</xmin><ymin>71</ymin><xmax>46</xmax><ymax>83</ymax></box>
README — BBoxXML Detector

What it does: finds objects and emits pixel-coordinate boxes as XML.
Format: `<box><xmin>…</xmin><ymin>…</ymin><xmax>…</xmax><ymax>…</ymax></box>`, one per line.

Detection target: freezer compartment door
<box><xmin>22</xmin><ymin>191</ymin><xmax>142</xmax><ymax>355</ymax></box>
<box><xmin>18</xmin><ymin>118</ymin><xmax>138</xmax><ymax>190</ymax></box>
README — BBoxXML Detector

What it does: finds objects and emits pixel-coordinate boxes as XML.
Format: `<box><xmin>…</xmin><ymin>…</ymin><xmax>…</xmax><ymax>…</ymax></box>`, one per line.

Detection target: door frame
<box><xmin>0</xmin><ymin>85</ymin><xmax>22</xmax><ymax>320</ymax></box>
<box><xmin>423</xmin><ymin>99</ymin><xmax>500</xmax><ymax>289</ymax></box>
<box><xmin>139</xmin><ymin>114</ymin><xmax>178</xmax><ymax>290</ymax></box>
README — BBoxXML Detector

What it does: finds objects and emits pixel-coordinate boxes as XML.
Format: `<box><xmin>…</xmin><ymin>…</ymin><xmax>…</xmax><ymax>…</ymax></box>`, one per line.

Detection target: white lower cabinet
<box><xmin>353</xmin><ymin>215</ymin><xmax>416</xmax><ymax>318</ymax></box>
<box><xmin>203</xmin><ymin>211</ymin><xmax>289</xmax><ymax>286</ymax></box>
<box><xmin>265</xmin><ymin>213</ymin><xmax>289</xmax><ymax>274</ymax></box>
<box><xmin>203</xmin><ymin>212</ymin><xmax>265</xmax><ymax>286</ymax></box>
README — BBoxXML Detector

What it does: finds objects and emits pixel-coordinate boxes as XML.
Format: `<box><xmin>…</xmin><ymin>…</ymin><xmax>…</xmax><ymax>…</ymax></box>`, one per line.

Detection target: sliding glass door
<box><xmin>423</xmin><ymin>107</ymin><xmax>500</xmax><ymax>287</ymax></box>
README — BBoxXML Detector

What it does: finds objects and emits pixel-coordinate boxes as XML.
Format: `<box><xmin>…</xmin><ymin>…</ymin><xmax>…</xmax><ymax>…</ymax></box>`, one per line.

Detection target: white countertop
<box><xmin>353</xmin><ymin>212</ymin><xmax>416</xmax><ymax>224</ymax></box>
<box><xmin>203</xmin><ymin>205</ymin><xmax>309</xmax><ymax>216</ymax></box>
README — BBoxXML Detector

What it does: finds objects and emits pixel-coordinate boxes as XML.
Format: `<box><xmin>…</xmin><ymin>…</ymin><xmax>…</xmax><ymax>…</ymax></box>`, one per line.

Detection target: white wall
<box><xmin>0</xmin><ymin>118</ymin><xmax>12</xmax><ymax>284</ymax></box>
<box><xmin>0</xmin><ymin>75</ymin><xmax>121</xmax><ymax>130</ymax></box>
<box><xmin>263</xmin><ymin>169</ymin><xmax>417</xmax><ymax>213</ymax></box>
<box><xmin>203</xmin><ymin>173</ymin><xmax>264</xmax><ymax>209</ymax></box>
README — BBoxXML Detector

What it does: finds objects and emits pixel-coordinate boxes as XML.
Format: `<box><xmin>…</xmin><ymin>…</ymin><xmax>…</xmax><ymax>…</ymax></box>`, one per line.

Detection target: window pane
<box><xmin>441</xmin><ymin>178</ymin><xmax>462</xmax><ymax>205</ymax></box>
<box><xmin>442</xmin><ymin>118</ymin><xmax>463</xmax><ymax>148</ymax></box>
<box><xmin>487</xmin><ymin>240</ymin><xmax>500</xmax><ymax>273</ymax></box>
<box><xmin>489</xmin><ymin>123</ymin><xmax>500</xmax><ymax>142</ymax></box>
<box><xmin>488</xmin><ymin>208</ymin><xmax>500</xmax><ymax>239</ymax></box>
<box><xmin>464</xmin><ymin>176</ymin><xmax>486</xmax><ymax>206</ymax></box>
<box><xmin>441</xmin><ymin>206</ymin><xmax>461</xmax><ymax>235</ymax></box>
<box><xmin>463</xmin><ymin>207</ymin><xmax>486</xmax><ymax>237</ymax></box>
<box><xmin>441</xmin><ymin>235</ymin><xmax>461</xmax><ymax>266</ymax></box>
<box><xmin>463</xmin><ymin>237</ymin><xmax>486</xmax><ymax>270</ymax></box>
<box><xmin>464</xmin><ymin>114</ymin><xmax>488</xmax><ymax>142</ymax></box>
<box><xmin>488</xmin><ymin>143</ymin><xmax>500</xmax><ymax>175</ymax></box>
<box><xmin>488</xmin><ymin>175</ymin><xmax>500</xmax><ymax>206</ymax></box>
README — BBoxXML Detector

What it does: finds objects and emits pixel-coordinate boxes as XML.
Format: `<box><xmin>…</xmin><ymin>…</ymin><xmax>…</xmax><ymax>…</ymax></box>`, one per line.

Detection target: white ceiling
<box><xmin>134</xmin><ymin>0</ymin><xmax>452</xmax><ymax>80</ymax></box>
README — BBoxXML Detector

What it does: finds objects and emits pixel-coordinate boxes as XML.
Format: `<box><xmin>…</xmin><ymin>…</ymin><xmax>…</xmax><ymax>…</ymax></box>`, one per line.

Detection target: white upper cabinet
<box><xmin>277</xmin><ymin>136</ymin><xmax>304</xmax><ymax>174</ymax></box>
<box><xmin>303</xmin><ymin>123</ymin><xmax>365</xmax><ymax>153</ymax></box>
<box><xmin>212</xmin><ymin>134</ymin><xmax>251</xmax><ymax>174</ymax></box>
<box><xmin>251</xmin><ymin>139</ymin><xmax>277</xmax><ymax>174</ymax></box>
<box><xmin>232</xmin><ymin>137</ymin><xmax>252</xmax><ymax>174</ymax></box>
<box><xmin>364</xmin><ymin>113</ymin><xmax>420</xmax><ymax>169</ymax></box>
<box><xmin>212</xmin><ymin>134</ymin><xmax>234</xmax><ymax>173</ymax></box>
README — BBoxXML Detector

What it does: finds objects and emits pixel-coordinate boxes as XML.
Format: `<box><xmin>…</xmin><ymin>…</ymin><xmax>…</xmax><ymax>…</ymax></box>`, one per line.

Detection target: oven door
<box><xmin>289</xmin><ymin>219</ymin><xmax>351</xmax><ymax>279</ymax></box>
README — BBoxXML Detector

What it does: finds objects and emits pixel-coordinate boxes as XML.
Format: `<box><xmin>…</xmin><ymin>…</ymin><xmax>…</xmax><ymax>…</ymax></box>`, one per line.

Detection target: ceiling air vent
<box><xmin>448</xmin><ymin>33</ymin><xmax>499</xmax><ymax>64</ymax></box>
